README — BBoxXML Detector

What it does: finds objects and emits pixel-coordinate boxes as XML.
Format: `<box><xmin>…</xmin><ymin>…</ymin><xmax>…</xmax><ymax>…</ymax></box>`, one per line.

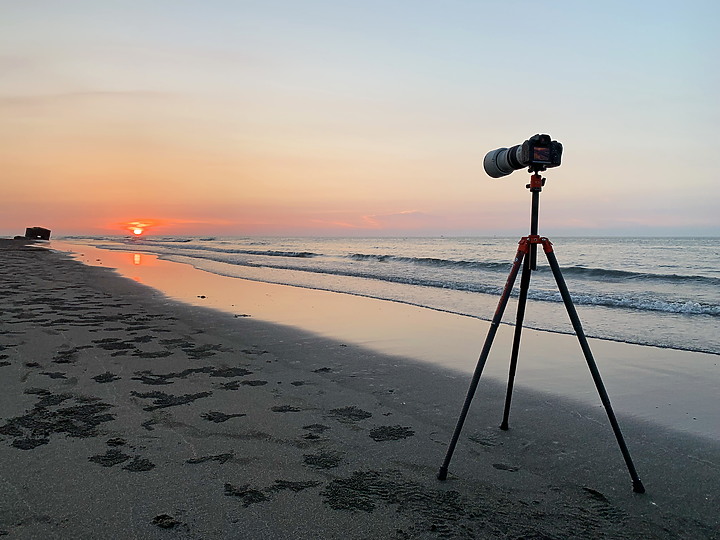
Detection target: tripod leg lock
<box><xmin>519</xmin><ymin>235</ymin><xmax>554</xmax><ymax>254</ymax></box>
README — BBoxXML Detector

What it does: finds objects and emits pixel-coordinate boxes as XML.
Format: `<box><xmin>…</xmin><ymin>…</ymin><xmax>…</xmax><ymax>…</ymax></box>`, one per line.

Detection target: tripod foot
<box><xmin>499</xmin><ymin>422</ymin><xmax>509</xmax><ymax>431</ymax></box>
<box><xmin>633</xmin><ymin>479</ymin><xmax>646</xmax><ymax>494</ymax></box>
<box><xmin>437</xmin><ymin>466</ymin><xmax>448</xmax><ymax>481</ymax></box>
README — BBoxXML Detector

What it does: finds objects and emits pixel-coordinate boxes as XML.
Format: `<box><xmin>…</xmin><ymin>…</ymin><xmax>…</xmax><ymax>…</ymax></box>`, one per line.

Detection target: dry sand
<box><xmin>0</xmin><ymin>239</ymin><xmax>718</xmax><ymax>539</ymax></box>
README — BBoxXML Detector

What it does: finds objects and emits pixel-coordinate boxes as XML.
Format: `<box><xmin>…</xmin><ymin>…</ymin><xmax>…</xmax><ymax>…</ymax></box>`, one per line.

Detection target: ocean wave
<box><xmin>156</xmin><ymin>251</ymin><xmax>720</xmax><ymax>317</ymax></box>
<box><xmin>347</xmin><ymin>252</ymin><xmax>720</xmax><ymax>286</ymax></box>
<box><xmin>66</xmin><ymin>238</ymin><xmax>720</xmax><ymax>287</ymax></box>
<box><xmin>151</xmin><ymin>237</ymin><xmax>194</xmax><ymax>243</ymax></box>
<box><xmin>66</xmin><ymin>237</ymin><xmax>719</xmax><ymax>317</ymax></box>
<box><xmin>60</xmin><ymin>235</ymin><xmax>120</xmax><ymax>242</ymax></box>
<box><xmin>528</xmin><ymin>290</ymin><xmax>720</xmax><ymax>316</ymax></box>
<box><xmin>348</xmin><ymin>253</ymin><xmax>511</xmax><ymax>271</ymax></box>
<box><xmin>558</xmin><ymin>265</ymin><xmax>720</xmax><ymax>286</ymax></box>
<box><xmin>96</xmin><ymin>239</ymin><xmax>320</xmax><ymax>259</ymax></box>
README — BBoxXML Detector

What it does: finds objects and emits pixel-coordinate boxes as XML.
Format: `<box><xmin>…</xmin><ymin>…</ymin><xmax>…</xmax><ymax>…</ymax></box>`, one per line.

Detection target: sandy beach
<box><xmin>1</xmin><ymin>239</ymin><xmax>718</xmax><ymax>539</ymax></box>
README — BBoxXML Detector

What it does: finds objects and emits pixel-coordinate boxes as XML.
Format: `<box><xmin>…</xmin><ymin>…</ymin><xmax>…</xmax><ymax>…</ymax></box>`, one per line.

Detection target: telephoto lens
<box><xmin>483</xmin><ymin>145</ymin><xmax>523</xmax><ymax>178</ymax></box>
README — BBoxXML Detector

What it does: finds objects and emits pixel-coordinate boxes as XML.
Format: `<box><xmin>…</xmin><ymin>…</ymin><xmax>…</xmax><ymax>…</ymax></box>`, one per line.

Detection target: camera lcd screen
<box><xmin>533</xmin><ymin>147</ymin><xmax>551</xmax><ymax>163</ymax></box>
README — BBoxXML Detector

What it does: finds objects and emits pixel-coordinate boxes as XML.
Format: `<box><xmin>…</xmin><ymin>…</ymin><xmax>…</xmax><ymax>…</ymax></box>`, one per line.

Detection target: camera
<box><xmin>483</xmin><ymin>134</ymin><xmax>562</xmax><ymax>178</ymax></box>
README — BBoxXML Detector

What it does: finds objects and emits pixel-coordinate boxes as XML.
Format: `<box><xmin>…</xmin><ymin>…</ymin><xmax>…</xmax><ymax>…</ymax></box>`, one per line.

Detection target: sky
<box><xmin>1</xmin><ymin>0</ymin><xmax>718</xmax><ymax>237</ymax></box>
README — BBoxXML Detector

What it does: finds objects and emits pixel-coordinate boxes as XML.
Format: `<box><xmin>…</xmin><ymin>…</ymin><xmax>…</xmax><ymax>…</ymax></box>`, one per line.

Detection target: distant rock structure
<box><xmin>24</xmin><ymin>227</ymin><xmax>51</xmax><ymax>240</ymax></box>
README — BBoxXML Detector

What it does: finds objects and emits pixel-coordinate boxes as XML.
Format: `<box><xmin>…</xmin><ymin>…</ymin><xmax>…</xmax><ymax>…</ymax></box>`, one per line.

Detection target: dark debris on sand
<box><xmin>89</xmin><ymin>449</ymin><xmax>132</xmax><ymax>467</ymax></box>
<box><xmin>131</xmin><ymin>366</ymin><xmax>253</xmax><ymax>386</ymax></box>
<box><xmin>201</xmin><ymin>411</ymin><xmax>246</xmax><ymax>423</ymax></box>
<box><xmin>0</xmin><ymin>391</ymin><xmax>115</xmax><ymax>450</ymax></box>
<box><xmin>123</xmin><ymin>456</ymin><xmax>156</xmax><ymax>472</ymax></box>
<box><xmin>271</xmin><ymin>405</ymin><xmax>302</xmax><ymax>413</ymax></box>
<box><xmin>303</xmin><ymin>451</ymin><xmax>344</xmax><ymax>469</ymax></box>
<box><xmin>186</xmin><ymin>452</ymin><xmax>234</xmax><ymax>464</ymax></box>
<box><xmin>152</xmin><ymin>514</ymin><xmax>181</xmax><ymax>529</ymax></box>
<box><xmin>224</xmin><ymin>479</ymin><xmax>321</xmax><ymax>508</ymax></box>
<box><xmin>130</xmin><ymin>390</ymin><xmax>212</xmax><ymax>411</ymax></box>
<box><xmin>329</xmin><ymin>406</ymin><xmax>372</xmax><ymax>422</ymax></box>
<box><xmin>92</xmin><ymin>371</ymin><xmax>121</xmax><ymax>383</ymax></box>
<box><xmin>224</xmin><ymin>483</ymin><xmax>268</xmax><ymax>507</ymax></box>
<box><xmin>369</xmin><ymin>425</ymin><xmax>415</xmax><ymax>442</ymax></box>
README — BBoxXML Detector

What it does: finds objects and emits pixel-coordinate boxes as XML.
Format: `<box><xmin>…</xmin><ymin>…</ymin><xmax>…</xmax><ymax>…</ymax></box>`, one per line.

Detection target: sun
<box><xmin>123</xmin><ymin>220</ymin><xmax>158</xmax><ymax>236</ymax></box>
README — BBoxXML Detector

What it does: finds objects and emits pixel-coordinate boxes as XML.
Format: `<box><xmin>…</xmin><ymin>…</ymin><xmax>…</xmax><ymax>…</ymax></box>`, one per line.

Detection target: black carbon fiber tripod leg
<box><xmin>500</xmin><ymin>255</ymin><xmax>532</xmax><ymax>431</ymax></box>
<box><xmin>438</xmin><ymin>247</ymin><xmax>526</xmax><ymax>481</ymax></box>
<box><xmin>544</xmin><ymin>248</ymin><xmax>645</xmax><ymax>494</ymax></box>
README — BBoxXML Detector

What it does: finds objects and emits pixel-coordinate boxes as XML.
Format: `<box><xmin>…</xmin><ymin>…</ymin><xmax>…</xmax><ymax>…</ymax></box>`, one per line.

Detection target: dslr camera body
<box><xmin>483</xmin><ymin>134</ymin><xmax>562</xmax><ymax>178</ymax></box>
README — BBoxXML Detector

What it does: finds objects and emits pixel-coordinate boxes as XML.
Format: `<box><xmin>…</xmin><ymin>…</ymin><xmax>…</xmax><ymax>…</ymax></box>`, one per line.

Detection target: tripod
<box><xmin>437</xmin><ymin>170</ymin><xmax>645</xmax><ymax>493</ymax></box>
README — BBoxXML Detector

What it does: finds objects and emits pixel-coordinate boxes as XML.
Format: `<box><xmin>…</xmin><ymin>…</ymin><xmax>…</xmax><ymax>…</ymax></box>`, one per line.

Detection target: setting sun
<box><xmin>123</xmin><ymin>219</ymin><xmax>159</xmax><ymax>236</ymax></box>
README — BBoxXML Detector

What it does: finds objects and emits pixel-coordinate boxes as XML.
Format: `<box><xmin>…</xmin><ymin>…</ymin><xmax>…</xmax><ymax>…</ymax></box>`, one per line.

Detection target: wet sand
<box><xmin>1</xmin><ymin>239</ymin><xmax>718</xmax><ymax>539</ymax></box>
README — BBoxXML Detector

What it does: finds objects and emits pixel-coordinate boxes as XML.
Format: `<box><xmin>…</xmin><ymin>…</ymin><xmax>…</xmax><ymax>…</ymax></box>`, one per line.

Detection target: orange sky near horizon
<box><xmin>1</xmin><ymin>1</ymin><xmax>718</xmax><ymax>238</ymax></box>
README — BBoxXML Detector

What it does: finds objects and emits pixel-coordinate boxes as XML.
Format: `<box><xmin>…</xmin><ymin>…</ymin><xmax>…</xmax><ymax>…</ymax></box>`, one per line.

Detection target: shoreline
<box><xmin>54</xmin><ymin>240</ymin><xmax>720</xmax><ymax>442</ymax></box>
<box><xmin>1</xmin><ymin>240</ymin><xmax>718</xmax><ymax>538</ymax></box>
<box><xmin>55</xmin><ymin>235</ymin><xmax>720</xmax><ymax>358</ymax></box>
<box><xmin>65</xmin><ymin>241</ymin><xmax>720</xmax><ymax>357</ymax></box>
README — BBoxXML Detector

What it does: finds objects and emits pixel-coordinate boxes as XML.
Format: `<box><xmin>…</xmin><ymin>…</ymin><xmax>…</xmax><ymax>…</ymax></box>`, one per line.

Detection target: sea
<box><xmin>59</xmin><ymin>236</ymin><xmax>720</xmax><ymax>356</ymax></box>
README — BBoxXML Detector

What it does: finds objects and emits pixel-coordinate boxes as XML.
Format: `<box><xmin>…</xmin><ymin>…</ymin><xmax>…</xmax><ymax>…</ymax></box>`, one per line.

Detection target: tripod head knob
<box><xmin>526</xmin><ymin>173</ymin><xmax>545</xmax><ymax>192</ymax></box>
